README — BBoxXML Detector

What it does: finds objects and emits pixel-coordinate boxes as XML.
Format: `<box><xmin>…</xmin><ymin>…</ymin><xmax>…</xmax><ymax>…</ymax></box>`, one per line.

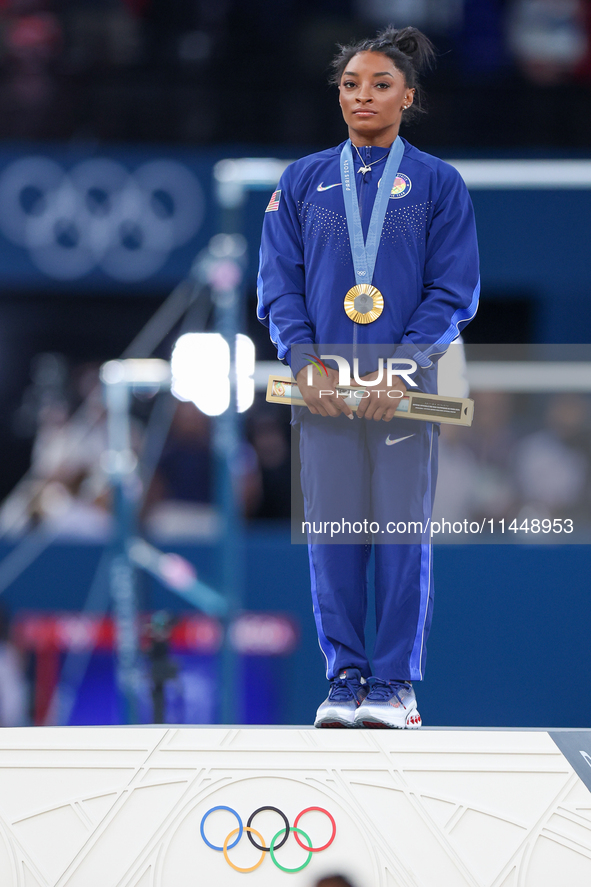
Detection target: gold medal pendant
<box><xmin>344</xmin><ymin>283</ymin><xmax>384</xmax><ymax>324</ymax></box>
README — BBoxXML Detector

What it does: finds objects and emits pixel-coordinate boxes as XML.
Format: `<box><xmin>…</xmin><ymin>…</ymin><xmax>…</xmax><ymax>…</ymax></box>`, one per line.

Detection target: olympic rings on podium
<box><xmin>247</xmin><ymin>806</ymin><xmax>290</xmax><ymax>850</ymax></box>
<box><xmin>294</xmin><ymin>806</ymin><xmax>337</xmax><ymax>851</ymax></box>
<box><xmin>200</xmin><ymin>805</ymin><xmax>336</xmax><ymax>871</ymax></box>
<box><xmin>270</xmin><ymin>827</ymin><xmax>313</xmax><ymax>873</ymax></box>
<box><xmin>224</xmin><ymin>827</ymin><xmax>266</xmax><ymax>873</ymax></box>
<box><xmin>200</xmin><ymin>806</ymin><xmax>243</xmax><ymax>850</ymax></box>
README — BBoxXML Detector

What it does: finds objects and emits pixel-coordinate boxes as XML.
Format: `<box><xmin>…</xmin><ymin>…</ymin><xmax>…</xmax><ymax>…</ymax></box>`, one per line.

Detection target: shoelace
<box><xmin>367</xmin><ymin>678</ymin><xmax>410</xmax><ymax>702</ymax></box>
<box><xmin>328</xmin><ymin>676</ymin><xmax>362</xmax><ymax>701</ymax></box>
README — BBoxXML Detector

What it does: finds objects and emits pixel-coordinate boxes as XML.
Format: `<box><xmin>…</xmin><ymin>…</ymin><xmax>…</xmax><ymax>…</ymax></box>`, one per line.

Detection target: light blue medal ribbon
<box><xmin>340</xmin><ymin>136</ymin><xmax>404</xmax><ymax>323</ymax></box>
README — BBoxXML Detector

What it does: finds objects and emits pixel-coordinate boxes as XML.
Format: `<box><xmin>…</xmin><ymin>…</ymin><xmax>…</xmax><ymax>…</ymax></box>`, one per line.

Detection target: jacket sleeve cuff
<box><xmin>395</xmin><ymin>339</ymin><xmax>440</xmax><ymax>369</ymax></box>
<box><xmin>286</xmin><ymin>345</ymin><xmax>316</xmax><ymax>380</ymax></box>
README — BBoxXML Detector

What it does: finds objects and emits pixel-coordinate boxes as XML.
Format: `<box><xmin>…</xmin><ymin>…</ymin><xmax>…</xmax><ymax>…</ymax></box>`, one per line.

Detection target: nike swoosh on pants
<box><xmin>385</xmin><ymin>434</ymin><xmax>415</xmax><ymax>446</ymax></box>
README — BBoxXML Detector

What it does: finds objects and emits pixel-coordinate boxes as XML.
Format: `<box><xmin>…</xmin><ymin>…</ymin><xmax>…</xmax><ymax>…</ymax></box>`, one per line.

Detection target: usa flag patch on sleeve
<box><xmin>265</xmin><ymin>189</ymin><xmax>281</xmax><ymax>212</ymax></box>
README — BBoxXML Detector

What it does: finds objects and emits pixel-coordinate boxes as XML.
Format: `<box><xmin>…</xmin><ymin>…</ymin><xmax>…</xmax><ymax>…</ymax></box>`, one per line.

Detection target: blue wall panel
<box><xmin>0</xmin><ymin>143</ymin><xmax>590</xmax><ymax>344</ymax></box>
<box><xmin>2</xmin><ymin>531</ymin><xmax>590</xmax><ymax>728</ymax></box>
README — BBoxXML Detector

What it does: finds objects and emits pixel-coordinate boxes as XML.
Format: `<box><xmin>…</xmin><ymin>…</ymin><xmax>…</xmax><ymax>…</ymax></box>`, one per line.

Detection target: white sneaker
<box><xmin>353</xmin><ymin>679</ymin><xmax>422</xmax><ymax>729</ymax></box>
<box><xmin>314</xmin><ymin>668</ymin><xmax>369</xmax><ymax>728</ymax></box>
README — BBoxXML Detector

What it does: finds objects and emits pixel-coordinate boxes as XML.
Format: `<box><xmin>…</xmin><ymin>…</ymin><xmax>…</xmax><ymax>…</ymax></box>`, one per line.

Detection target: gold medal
<box><xmin>344</xmin><ymin>283</ymin><xmax>384</xmax><ymax>324</ymax></box>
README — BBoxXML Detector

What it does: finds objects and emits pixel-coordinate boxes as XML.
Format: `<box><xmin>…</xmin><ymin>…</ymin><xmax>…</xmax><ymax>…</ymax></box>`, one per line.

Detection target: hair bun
<box><xmin>375</xmin><ymin>25</ymin><xmax>435</xmax><ymax>74</ymax></box>
<box><xmin>394</xmin><ymin>27</ymin><xmax>421</xmax><ymax>58</ymax></box>
<box><xmin>373</xmin><ymin>25</ymin><xmax>398</xmax><ymax>48</ymax></box>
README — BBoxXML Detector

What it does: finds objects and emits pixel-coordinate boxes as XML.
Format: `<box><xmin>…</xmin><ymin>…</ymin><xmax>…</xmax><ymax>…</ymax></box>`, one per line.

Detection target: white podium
<box><xmin>1</xmin><ymin>727</ymin><xmax>591</xmax><ymax>887</ymax></box>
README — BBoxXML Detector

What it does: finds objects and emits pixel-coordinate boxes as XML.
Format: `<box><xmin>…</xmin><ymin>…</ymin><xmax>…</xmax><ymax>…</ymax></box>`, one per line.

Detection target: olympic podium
<box><xmin>1</xmin><ymin>728</ymin><xmax>591</xmax><ymax>887</ymax></box>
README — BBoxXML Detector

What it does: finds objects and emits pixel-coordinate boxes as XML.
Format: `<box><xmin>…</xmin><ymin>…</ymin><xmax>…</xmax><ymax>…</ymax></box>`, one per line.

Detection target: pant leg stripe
<box><xmin>409</xmin><ymin>425</ymin><xmax>434</xmax><ymax>680</ymax></box>
<box><xmin>300</xmin><ymin>427</ymin><xmax>338</xmax><ymax>680</ymax></box>
<box><xmin>308</xmin><ymin>544</ymin><xmax>337</xmax><ymax>680</ymax></box>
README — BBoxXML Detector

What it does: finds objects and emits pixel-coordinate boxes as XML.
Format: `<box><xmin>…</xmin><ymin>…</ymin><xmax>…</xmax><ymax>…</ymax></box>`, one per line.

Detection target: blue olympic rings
<box><xmin>200</xmin><ymin>805</ymin><xmax>243</xmax><ymax>850</ymax></box>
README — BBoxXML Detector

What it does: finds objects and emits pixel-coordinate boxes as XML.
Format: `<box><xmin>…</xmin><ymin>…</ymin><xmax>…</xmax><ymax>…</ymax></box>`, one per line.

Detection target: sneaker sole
<box><xmin>314</xmin><ymin>713</ymin><xmax>356</xmax><ymax>728</ymax></box>
<box><xmin>314</xmin><ymin>719</ymin><xmax>353</xmax><ymax>728</ymax></box>
<box><xmin>356</xmin><ymin>711</ymin><xmax>422</xmax><ymax>730</ymax></box>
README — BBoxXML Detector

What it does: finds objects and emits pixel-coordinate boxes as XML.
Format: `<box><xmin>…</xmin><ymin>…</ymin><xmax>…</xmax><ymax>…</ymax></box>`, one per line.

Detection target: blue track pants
<box><xmin>299</xmin><ymin>413</ymin><xmax>438</xmax><ymax>682</ymax></box>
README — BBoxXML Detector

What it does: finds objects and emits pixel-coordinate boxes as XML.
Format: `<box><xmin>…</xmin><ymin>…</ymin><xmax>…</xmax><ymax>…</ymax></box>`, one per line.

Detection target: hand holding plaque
<box><xmin>353</xmin><ymin>370</ymin><xmax>407</xmax><ymax>422</ymax></box>
<box><xmin>295</xmin><ymin>366</ymin><xmax>354</xmax><ymax>419</ymax></box>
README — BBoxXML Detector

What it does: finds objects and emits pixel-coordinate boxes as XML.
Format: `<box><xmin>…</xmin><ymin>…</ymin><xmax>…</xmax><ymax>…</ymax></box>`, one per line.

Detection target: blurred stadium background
<box><xmin>0</xmin><ymin>0</ymin><xmax>590</xmax><ymax>730</ymax></box>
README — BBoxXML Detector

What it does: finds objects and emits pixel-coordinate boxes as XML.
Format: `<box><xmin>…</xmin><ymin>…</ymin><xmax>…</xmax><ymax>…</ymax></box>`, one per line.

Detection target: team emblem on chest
<box><xmin>390</xmin><ymin>174</ymin><xmax>412</xmax><ymax>199</ymax></box>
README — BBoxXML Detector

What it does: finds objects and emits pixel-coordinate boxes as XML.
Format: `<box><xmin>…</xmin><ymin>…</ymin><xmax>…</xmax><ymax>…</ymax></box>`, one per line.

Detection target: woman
<box><xmin>257</xmin><ymin>26</ymin><xmax>480</xmax><ymax>728</ymax></box>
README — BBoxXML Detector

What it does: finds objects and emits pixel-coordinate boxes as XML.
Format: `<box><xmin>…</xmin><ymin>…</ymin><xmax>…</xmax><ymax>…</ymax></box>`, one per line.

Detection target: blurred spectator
<box><xmin>61</xmin><ymin>0</ymin><xmax>141</xmax><ymax>70</ymax></box>
<box><xmin>0</xmin><ymin>0</ymin><xmax>63</xmax><ymax>137</ymax></box>
<box><xmin>11</xmin><ymin>351</ymin><xmax>69</xmax><ymax>440</ymax></box>
<box><xmin>356</xmin><ymin>0</ymin><xmax>463</xmax><ymax>33</ymax></box>
<box><xmin>463</xmin><ymin>390</ymin><xmax>518</xmax><ymax>521</ymax></box>
<box><xmin>574</xmin><ymin>0</ymin><xmax>591</xmax><ymax>79</ymax></box>
<box><xmin>0</xmin><ymin>0</ymin><xmax>588</xmax><ymax>145</ymax></box>
<box><xmin>431</xmin><ymin>339</ymin><xmax>478</xmax><ymax>521</ymax></box>
<box><xmin>248</xmin><ymin>413</ymin><xmax>291</xmax><ymax>520</ymax></box>
<box><xmin>433</xmin><ymin>422</ymin><xmax>481</xmax><ymax>522</ymax></box>
<box><xmin>436</xmin><ymin>388</ymin><xmax>591</xmax><ymax>530</ymax></box>
<box><xmin>513</xmin><ymin>393</ymin><xmax>591</xmax><ymax>522</ymax></box>
<box><xmin>148</xmin><ymin>401</ymin><xmax>213</xmax><ymax>508</ymax></box>
<box><xmin>0</xmin><ymin>606</ymin><xmax>27</xmax><ymax>727</ymax></box>
<box><xmin>457</xmin><ymin>0</ymin><xmax>508</xmax><ymax>78</ymax></box>
<box><xmin>26</xmin><ymin>361</ymin><xmax>129</xmax><ymax>537</ymax></box>
<box><xmin>507</xmin><ymin>0</ymin><xmax>588</xmax><ymax>84</ymax></box>
<box><xmin>0</xmin><ymin>358</ymin><xmax>142</xmax><ymax>538</ymax></box>
<box><xmin>144</xmin><ymin>400</ymin><xmax>261</xmax><ymax>539</ymax></box>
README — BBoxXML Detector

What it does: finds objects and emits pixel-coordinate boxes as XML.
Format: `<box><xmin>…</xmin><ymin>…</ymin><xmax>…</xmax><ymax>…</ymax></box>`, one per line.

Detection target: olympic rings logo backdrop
<box><xmin>0</xmin><ymin>156</ymin><xmax>204</xmax><ymax>282</ymax></box>
<box><xmin>200</xmin><ymin>805</ymin><xmax>337</xmax><ymax>874</ymax></box>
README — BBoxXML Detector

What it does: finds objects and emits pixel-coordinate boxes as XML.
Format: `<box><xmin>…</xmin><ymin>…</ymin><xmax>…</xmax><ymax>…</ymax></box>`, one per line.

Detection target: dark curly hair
<box><xmin>329</xmin><ymin>26</ymin><xmax>436</xmax><ymax>122</ymax></box>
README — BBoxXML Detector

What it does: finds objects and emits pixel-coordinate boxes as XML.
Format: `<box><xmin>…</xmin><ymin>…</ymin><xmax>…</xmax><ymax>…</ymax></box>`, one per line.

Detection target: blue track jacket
<box><xmin>257</xmin><ymin>138</ymin><xmax>480</xmax><ymax>382</ymax></box>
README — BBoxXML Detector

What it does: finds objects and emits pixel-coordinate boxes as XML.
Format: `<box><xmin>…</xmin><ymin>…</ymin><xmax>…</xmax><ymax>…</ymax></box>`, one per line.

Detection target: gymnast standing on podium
<box><xmin>257</xmin><ymin>25</ymin><xmax>480</xmax><ymax>728</ymax></box>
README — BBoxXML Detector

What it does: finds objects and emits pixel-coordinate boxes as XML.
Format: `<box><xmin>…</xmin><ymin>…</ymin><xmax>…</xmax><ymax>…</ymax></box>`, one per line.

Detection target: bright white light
<box><xmin>235</xmin><ymin>333</ymin><xmax>255</xmax><ymax>413</ymax></box>
<box><xmin>171</xmin><ymin>333</ymin><xmax>230</xmax><ymax>416</ymax></box>
<box><xmin>101</xmin><ymin>358</ymin><xmax>170</xmax><ymax>387</ymax></box>
<box><xmin>171</xmin><ymin>332</ymin><xmax>256</xmax><ymax>415</ymax></box>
